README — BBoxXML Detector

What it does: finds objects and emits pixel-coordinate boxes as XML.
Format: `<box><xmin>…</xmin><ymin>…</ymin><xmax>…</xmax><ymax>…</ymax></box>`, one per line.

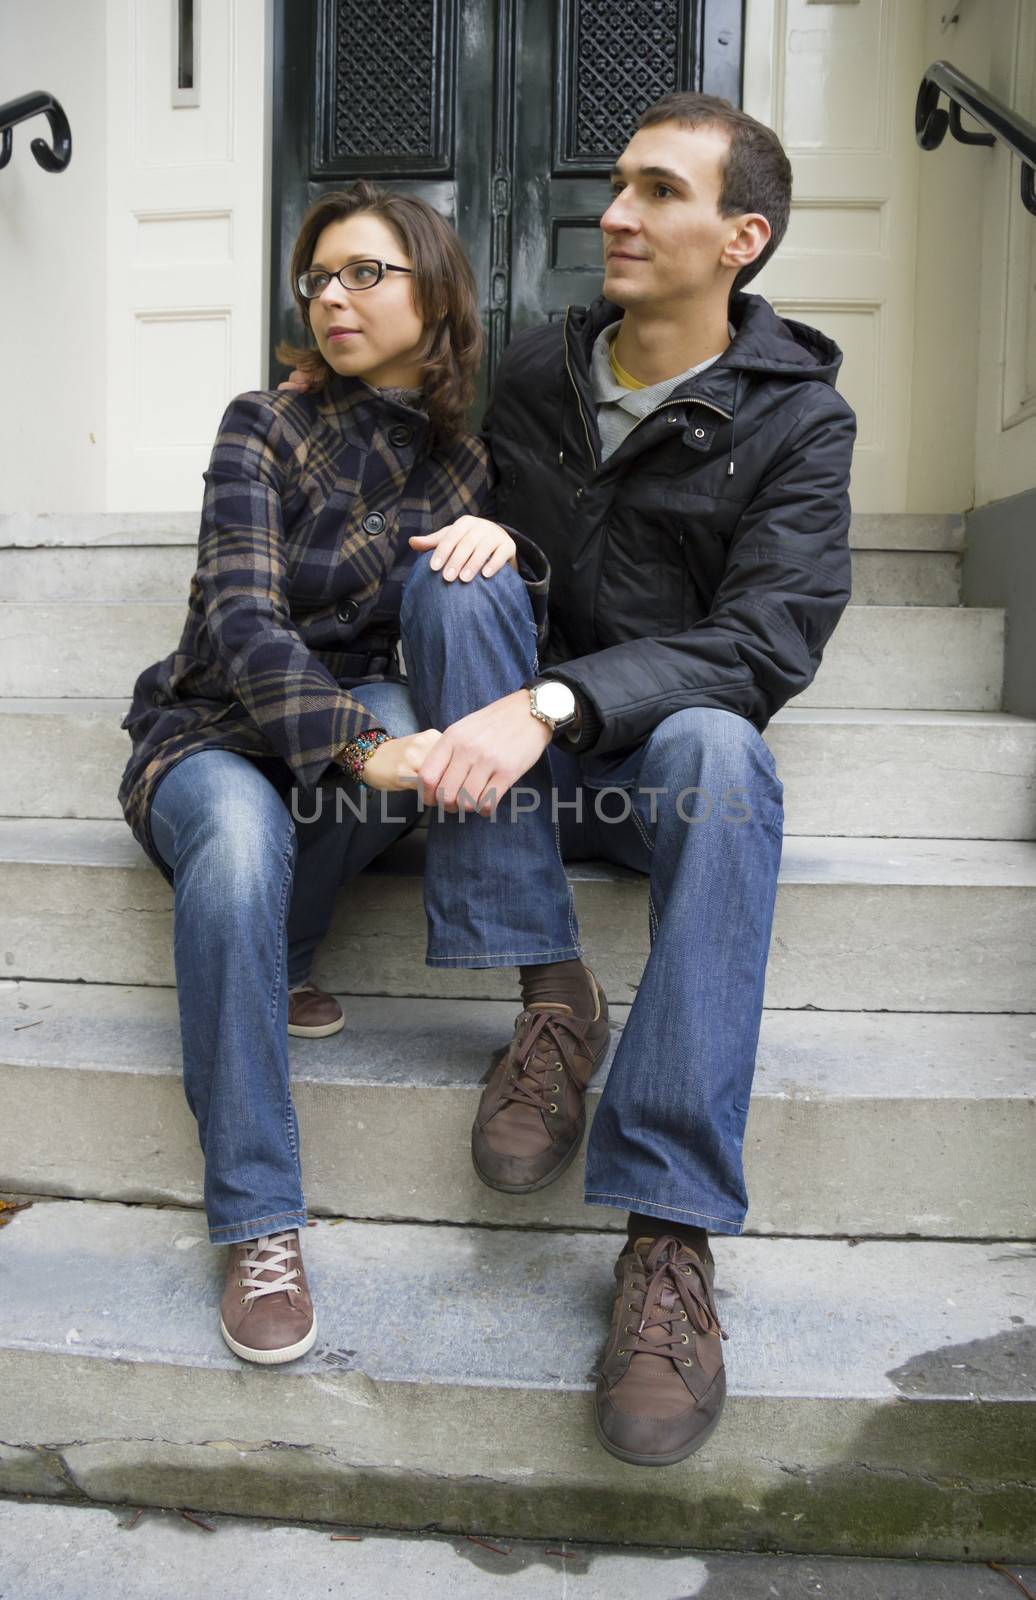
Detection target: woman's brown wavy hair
<box><xmin>276</xmin><ymin>182</ymin><xmax>484</xmax><ymax>449</ymax></box>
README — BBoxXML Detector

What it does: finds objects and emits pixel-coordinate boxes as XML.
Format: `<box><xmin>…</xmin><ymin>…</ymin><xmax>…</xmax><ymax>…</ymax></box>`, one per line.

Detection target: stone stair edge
<box><xmin>0</xmin><ymin>511</ymin><xmax>968</xmax><ymax>552</ymax></box>
<box><xmin>3</xmin><ymin>981</ymin><xmax>1034</xmax><ymax>1097</ymax></box>
<box><xmin>2</xmin><ymin>1196</ymin><xmax>1032</xmax><ymax>1403</ymax></box>
<box><xmin>2</xmin><ymin>1502</ymin><xmax>1030</xmax><ymax>1600</ymax></box>
<box><xmin>3</xmin><ymin>697</ymin><xmax>1035</xmax><ymax>730</ymax></box>
<box><xmin>1</xmin><ymin>816</ymin><xmax>1034</xmax><ymax>886</ymax></box>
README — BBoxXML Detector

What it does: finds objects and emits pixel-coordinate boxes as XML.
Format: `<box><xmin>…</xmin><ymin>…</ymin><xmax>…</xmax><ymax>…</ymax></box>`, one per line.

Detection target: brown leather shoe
<box><xmin>594</xmin><ymin>1235</ymin><xmax>728</xmax><ymax>1466</ymax></box>
<box><xmin>219</xmin><ymin>1230</ymin><xmax>317</xmax><ymax>1364</ymax></box>
<box><xmin>471</xmin><ymin>968</ymin><xmax>610</xmax><ymax>1193</ymax></box>
<box><xmin>287</xmin><ymin>983</ymin><xmax>344</xmax><ymax>1038</ymax></box>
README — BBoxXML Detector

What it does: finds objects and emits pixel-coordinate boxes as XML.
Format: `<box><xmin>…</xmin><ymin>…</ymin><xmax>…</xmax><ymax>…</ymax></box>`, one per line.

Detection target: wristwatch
<box><xmin>526</xmin><ymin>677</ymin><xmax>578</xmax><ymax>735</ymax></box>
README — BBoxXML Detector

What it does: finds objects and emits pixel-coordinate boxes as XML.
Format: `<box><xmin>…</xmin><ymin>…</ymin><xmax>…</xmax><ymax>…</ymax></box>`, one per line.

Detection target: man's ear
<box><xmin>722</xmin><ymin>213</ymin><xmax>771</xmax><ymax>275</ymax></box>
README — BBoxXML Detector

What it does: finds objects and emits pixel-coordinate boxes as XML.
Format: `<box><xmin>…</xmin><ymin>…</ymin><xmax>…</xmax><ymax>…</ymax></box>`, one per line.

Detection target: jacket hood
<box><xmin>568</xmin><ymin>289</ymin><xmax>844</xmax><ymax>388</ymax></box>
<box><xmin>561</xmin><ymin>290</ymin><xmax>845</xmax><ymax>479</ymax></box>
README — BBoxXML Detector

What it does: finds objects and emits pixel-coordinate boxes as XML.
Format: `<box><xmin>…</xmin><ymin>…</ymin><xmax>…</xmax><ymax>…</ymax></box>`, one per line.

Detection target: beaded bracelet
<box><xmin>338</xmin><ymin>727</ymin><xmax>391</xmax><ymax>786</ymax></box>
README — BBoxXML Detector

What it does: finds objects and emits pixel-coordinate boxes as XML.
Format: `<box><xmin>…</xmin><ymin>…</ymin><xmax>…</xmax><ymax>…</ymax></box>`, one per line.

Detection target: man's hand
<box><xmin>360</xmin><ymin>728</ymin><xmax>442</xmax><ymax>792</ymax></box>
<box><xmin>277</xmin><ymin>366</ymin><xmax>315</xmax><ymax>393</ymax></box>
<box><xmin>409</xmin><ymin>517</ymin><xmax>518</xmax><ymax>582</ymax></box>
<box><xmin>417</xmin><ymin>689</ymin><xmax>552</xmax><ymax>814</ymax></box>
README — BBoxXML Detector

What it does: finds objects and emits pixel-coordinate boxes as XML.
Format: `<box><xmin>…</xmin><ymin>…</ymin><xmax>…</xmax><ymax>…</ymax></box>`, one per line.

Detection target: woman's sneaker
<box><xmin>219</xmin><ymin>1230</ymin><xmax>317</xmax><ymax>1364</ymax></box>
<box><xmin>287</xmin><ymin>982</ymin><xmax>345</xmax><ymax>1038</ymax></box>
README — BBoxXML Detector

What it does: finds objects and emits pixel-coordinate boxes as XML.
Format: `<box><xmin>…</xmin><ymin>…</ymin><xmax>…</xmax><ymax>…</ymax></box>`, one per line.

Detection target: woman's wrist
<box><xmin>338</xmin><ymin>727</ymin><xmax>391</xmax><ymax>786</ymax></box>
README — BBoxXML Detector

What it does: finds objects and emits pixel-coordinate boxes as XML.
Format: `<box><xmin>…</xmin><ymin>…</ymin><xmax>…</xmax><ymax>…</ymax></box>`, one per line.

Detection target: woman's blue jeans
<box><xmin>400</xmin><ymin>555</ymin><xmax>785</xmax><ymax>1235</ymax></box>
<box><xmin>149</xmin><ymin>681</ymin><xmax>421</xmax><ymax>1245</ymax></box>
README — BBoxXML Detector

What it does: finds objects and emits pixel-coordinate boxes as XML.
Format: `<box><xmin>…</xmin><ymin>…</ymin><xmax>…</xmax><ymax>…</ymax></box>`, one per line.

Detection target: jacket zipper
<box><xmin>562</xmin><ymin>306</ymin><xmax>597</xmax><ymax>470</ymax></box>
<box><xmin>563</xmin><ymin>315</ymin><xmax>734</xmax><ymax>643</ymax></box>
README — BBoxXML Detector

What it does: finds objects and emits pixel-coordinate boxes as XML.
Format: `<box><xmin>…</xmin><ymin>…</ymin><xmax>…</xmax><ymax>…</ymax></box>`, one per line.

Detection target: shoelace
<box><xmin>501</xmin><ymin>1008</ymin><xmax>588</xmax><ymax>1115</ymax></box>
<box><xmin>237</xmin><ymin>1231</ymin><xmax>302</xmax><ymax>1303</ymax></box>
<box><xmin>618</xmin><ymin>1236</ymin><xmax>728</xmax><ymax>1365</ymax></box>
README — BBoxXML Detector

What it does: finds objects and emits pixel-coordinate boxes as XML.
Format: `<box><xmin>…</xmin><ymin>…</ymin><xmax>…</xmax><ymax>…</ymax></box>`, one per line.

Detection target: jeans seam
<box><xmin>629</xmin><ymin>803</ymin><xmax>656</xmax><ymax>860</ymax></box>
<box><xmin>210</xmin><ymin>1207</ymin><xmax>308</xmax><ymax>1240</ymax></box>
<box><xmin>584</xmin><ymin>1190</ymin><xmax>746</xmax><ymax>1227</ymax></box>
<box><xmin>269</xmin><ymin>826</ymin><xmax>296</xmax><ymax>1027</ymax></box>
<box><xmin>427</xmin><ymin>944</ymin><xmax>582</xmax><ymax>964</ymax></box>
<box><xmin>273</xmin><ymin>825</ymin><xmax>303</xmax><ymax>1184</ymax></box>
<box><xmin>552</xmin><ymin>807</ymin><xmax>580</xmax><ymax>949</ymax></box>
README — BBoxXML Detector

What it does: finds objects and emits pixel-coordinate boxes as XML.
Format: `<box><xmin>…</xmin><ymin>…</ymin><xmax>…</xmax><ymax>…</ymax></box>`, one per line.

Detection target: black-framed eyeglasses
<box><xmin>296</xmin><ymin>258</ymin><xmax>414</xmax><ymax>299</ymax></box>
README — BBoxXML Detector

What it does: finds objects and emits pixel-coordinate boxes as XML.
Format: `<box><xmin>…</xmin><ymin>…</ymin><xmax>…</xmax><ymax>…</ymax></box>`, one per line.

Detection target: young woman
<box><xmin>118</xmin><ymin>182</ymin><xmax>544</xmax><ymax>1366</ymax></box>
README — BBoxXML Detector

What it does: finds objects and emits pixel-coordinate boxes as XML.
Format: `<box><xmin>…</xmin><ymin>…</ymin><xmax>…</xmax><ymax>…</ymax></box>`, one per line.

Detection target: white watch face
<box><xmin>535</xmin><ymin>681</ymin><xmax>576</xmax><ymax>722</ymax></box>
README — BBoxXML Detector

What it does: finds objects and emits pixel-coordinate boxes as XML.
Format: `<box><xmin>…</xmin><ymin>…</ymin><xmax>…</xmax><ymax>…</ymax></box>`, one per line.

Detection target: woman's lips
<box><xmin>328</xmin><ymin>328</ymin><xmax>361</xmax><ymax>341</ymax></box>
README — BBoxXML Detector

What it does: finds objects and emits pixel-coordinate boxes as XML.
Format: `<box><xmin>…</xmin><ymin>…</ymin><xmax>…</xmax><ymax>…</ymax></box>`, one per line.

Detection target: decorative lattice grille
<box><xmin>332</xmin><ymin>0</ymin><xmax>436</xmax><ymax>158</ymax></box>
<box><xmin>571</xmin><ymin>0</ymin><xmax>680</xmax><ymax>161</ymax></box>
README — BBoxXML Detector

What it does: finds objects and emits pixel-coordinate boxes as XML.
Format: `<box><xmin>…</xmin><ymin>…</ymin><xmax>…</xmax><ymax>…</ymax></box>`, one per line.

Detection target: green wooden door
<box><xmin>271</xmin><ymin>0</ymin><xmax>744</xmax><ymax>418</ymax></box>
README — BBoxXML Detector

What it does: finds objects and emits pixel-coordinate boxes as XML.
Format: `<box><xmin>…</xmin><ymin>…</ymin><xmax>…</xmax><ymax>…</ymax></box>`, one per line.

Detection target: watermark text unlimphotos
<box><xmin>290</xmin><ymin>782</ymin><xmax>754</xmax><ymax>827</ymax></box>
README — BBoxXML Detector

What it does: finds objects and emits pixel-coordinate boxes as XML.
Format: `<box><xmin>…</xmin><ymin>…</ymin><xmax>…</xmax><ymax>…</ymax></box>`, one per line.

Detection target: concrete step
<box><xmin>0</xmin><ymin>541</ymin><xmax>962</xmax><ymax>607</ymax></box>
<box><xmin>1</xmin><ymin>821</ymin><xmax>1034</xmax><ymax>1010</ymax></box>
<box><xmin>0</xmin><ymin>510</ymin><xmax>968</xmax><ymax>551</ymax></box>
<box><xmin>850</xmin><ymin>549</ymin><xmax>960</xmax><ymax>606</ymax></box>
<box><xmin>0</xmin><ymin>602</ymin><xmax>1005</xmax><ymax>709</ymax></box>
<box><xmin>0</xmin><ymin>1198</ymin><xmax>1032</xmax><ymax>1559</ymax></box>
<box><xmin>4</xmin><ymin>1501</ymin><xmax>1033</xmax><ymax>1600</ymax></box>
<box><xmin>2</xmin><ymin>981</ymin><xmax>1032</xmax><ymax>1238</ymax></box>
<box><xmin>3</xmin><ymin>698</ymin><xmax>1034</xmax><ymax>840</ymax></box>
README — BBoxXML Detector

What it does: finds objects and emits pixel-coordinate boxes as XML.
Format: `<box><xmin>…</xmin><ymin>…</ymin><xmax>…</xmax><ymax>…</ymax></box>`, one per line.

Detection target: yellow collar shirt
<box><xmin>590</xmin><ymin>319</ymin><xmax>735</xmax><ymax>460</ymax></box>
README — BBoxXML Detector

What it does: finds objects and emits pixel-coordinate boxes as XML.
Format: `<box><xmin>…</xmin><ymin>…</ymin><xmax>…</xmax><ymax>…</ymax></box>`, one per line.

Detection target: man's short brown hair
<box><xmin>637</xmin><ymin>92</ymin><xmax>793</xmax><ymax>293</ymax></box>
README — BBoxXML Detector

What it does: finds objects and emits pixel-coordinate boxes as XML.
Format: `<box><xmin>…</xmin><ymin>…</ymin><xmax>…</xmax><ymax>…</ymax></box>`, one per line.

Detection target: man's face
<box><xmin>601</xmin><ymin>121</ymin><xmax>750</xmax><ymax>310</ymax></box>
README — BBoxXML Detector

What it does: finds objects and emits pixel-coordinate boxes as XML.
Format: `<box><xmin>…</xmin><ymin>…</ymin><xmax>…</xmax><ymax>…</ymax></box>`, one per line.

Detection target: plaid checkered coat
<box><xmin>119</xmin><ymin>377</ymin><xmax>549</xmax><ymax>877</ymax></box>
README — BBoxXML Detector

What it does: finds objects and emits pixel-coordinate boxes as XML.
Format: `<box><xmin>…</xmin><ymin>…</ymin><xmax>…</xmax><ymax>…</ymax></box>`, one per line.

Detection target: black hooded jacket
<box><xmin>484</xmin><ymin>289</ymin><xmax>857</xmax><ymax>754</ymax></box>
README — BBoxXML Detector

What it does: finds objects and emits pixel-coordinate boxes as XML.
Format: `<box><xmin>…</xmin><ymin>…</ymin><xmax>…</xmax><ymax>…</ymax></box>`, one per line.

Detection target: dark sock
<box><xmin>519</xmin><ymin>958</ymin><xmax>595</xmax><ymax>1019</ymax></box>
<box><xmin>626</xmin><ymin>1211</ymin><xmax>711</xmax><ymax>1264</ymax></box>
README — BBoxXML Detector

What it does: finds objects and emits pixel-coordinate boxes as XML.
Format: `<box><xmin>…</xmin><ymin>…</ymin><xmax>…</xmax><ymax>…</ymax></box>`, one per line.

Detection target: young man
<box><xmin>398</xmin><ymin>91</ymin><xmax>856</xmax><ymax>1467</ymax></box>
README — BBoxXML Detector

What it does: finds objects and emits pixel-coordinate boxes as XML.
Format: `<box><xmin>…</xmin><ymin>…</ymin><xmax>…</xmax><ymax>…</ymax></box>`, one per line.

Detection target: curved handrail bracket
<box><xmin>0</xmin><ymin>91</ymin><xmax>72</xmax><ymax>174</ymax></box>
<box><xmin>916</xmin><ymin>59</ymin><xmax>1036</xmax><ymax>218</ymax></box>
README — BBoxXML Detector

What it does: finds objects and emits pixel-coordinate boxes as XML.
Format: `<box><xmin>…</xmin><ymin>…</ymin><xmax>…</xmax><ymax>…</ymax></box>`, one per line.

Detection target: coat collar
<box><xmin>316</xmin><ymin>372</ymin><xmax>431</xmax><ymax>452</ymax></box>
<box><xmin>563</xmin><ymin>289</ymin><xmax>845</xmax><ymax>413</ymax></box>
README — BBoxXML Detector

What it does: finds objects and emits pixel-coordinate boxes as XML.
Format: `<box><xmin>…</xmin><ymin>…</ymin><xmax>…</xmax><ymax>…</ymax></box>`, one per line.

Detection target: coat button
<box><xmin>694</xmin><ymin>427</ymin><xmax>706</xmax><ymax>439</ymax></box>
<box><xmin>362</xmin><ymin>512</ymin><xmax>387</xmax><ymax>535</ymax></box>
<box><xmin>575</xmin><ymin>487</ymin><xmax>584</xmax><ymax>500</ymax></box>
<box><xmin>151</xmin><ymin>691</ymin><xmax>165</xmax><ymax>708</ymax></box>
<box><xmin>336</xmin><ymin>599</ymin><xmax>359</xmax><ymax>624</ymax></box>
<box><xmin>388</xmin><ymin>425</ymin><xmax>412</xmax><ymax>447</ymax></box>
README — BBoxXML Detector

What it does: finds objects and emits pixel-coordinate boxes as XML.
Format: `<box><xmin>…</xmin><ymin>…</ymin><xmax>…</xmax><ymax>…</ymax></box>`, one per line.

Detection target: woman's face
<box><xmin>306</xmin><ymin>212</ymin><xmax>429</xmax><ymax>390</ymax></box>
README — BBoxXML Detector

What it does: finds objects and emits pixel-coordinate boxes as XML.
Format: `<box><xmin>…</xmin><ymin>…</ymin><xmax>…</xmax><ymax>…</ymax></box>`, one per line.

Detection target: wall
<box><xmin>0</xmin><ymin>0</ymin><xmax>269</xmax><ymax>516</ymax></box>
<box><xmin>944</xmin><ymin>0</ymin><xmax>1036</xmax><ymax>716</ymax></box>
<box><xmin>2</xmin><ymin>1</ymin><xmax>1030</xmax><ymax>522</ymax></box>
<box><xmin>973</xmin><ymin>0</ymin><xmax>1036</xmax><ymax>507</ymax></box>
<box><xmin>743</xmin><ymin>0</ymin><xmax>926</xmax><ymax>514</ymax></box>
<box><xmin>962</xmin><ymin>488</ymin><xmax>1036</xmax><ymax>718</ymax></box>
<box><xmin>103</xmin><ymin>0</ymin><xmax>270</xmax><ymax>510</ymax></box>
<box><xmin>905</xmin><ymin>0</ymin><xmax>989</xmax><ymax>514</ymax></box>
<box><xmin>0</xmin><ymin>0</ymin><xmax>108</xmax><ymax>513</ymax></box>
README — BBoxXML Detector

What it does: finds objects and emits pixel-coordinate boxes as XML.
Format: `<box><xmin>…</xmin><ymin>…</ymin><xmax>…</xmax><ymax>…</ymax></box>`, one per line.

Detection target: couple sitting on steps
<box><xmin>118</xmin><ymin>90</ymin><xmax>855</xmax><ymax>1470</ymax></box>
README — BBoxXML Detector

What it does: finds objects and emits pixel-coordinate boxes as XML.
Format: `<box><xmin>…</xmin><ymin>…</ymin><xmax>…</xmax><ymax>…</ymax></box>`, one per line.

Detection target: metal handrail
<box><xmin>0</xmin><ymin>91</ymin><xmax>72</xmax><ymax>174</ymax></box>
<box><xmin>916</xmin><ymin>60</ymin><xmax>1036</xmax><ymax>217</ymax></box>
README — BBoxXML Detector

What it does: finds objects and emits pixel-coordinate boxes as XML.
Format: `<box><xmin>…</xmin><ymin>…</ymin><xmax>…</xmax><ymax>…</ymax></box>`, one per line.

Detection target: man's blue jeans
<box><xmin>401</xmin><ymin>554</ymin><xmax>785</xmax><ymax>1235</ymax></box>
<box><xmin>149</xmin><ymin>681</ymin><xmax>421</xmax><ymax>1245</ymax></box>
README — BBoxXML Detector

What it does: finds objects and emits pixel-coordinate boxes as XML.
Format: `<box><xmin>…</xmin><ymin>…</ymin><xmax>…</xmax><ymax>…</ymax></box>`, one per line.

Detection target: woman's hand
<box><xmin>410</xmin><ymin>517</ymin><xmax>518</xmax><ymax>582</ymax></box>
<box><xmin>359</xmin><ymin>728</ymin><xmax>441</xmax><ymax>793</ymax></box>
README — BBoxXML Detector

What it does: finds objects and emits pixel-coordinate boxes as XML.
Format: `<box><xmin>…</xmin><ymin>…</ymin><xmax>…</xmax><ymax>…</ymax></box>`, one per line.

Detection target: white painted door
<box><xmin>743</xmin><ymin>0</ymin><xmax>925</xmax><ymax>513</ymax></box>
<box><xmin>104</xmin><ymin>0</ymin><xmax>268</xmax><ymax>511</ymax></box>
